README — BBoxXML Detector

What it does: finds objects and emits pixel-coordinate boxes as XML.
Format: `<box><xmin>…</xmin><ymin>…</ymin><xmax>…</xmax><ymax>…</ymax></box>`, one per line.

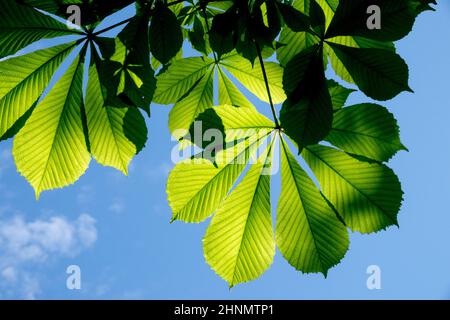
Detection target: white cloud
<box><xmin>0</xmin><ymin>214</ymin><xmax>97</xmax><ymax>299</ymax></box>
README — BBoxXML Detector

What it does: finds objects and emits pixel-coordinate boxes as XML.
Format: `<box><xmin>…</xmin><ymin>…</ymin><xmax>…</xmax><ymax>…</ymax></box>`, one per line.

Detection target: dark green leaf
<box><xmin>278</xmin><ymin>3</ymin><xmax>310</xmax><ymax>32</ymax></box>
<box><xmin>281</xmin><ymin>45</ymin><xmax>333</xmax><ymax>149</ymax></box>
<box><xmin>327</xmin><ymin>43</ymin><xmax>412</xmax><ymax>101</ymax></box>
<box><xmin>149</xmin><ymin>3</ymin><xmax>183</xmax><ymax>65</ymax></box>
<box><xmin>326</xmin><ymin>0</ymin><xmax>423</xmax><ymax>42</ymax></box>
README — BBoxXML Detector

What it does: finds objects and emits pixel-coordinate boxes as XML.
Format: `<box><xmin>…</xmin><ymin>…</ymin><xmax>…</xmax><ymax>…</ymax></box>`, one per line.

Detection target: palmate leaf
<box><xmin>168</xmin><ymin>100</ymin><xmax>404</xmax><ymax>285</ymax></box>
<box><xmin>0</xmin><ymin>0</ymin><xmax>430</xmax><ymax>288</ymax></box>
<box><xmin>155</xmin><ymin>52</ymin><xmax>285</xmax><ymax>136</ymax></box>
<box><xmin>204</xmin><ymin>142</ymin><xmax>275</xmax><ymax>287</ymax></box>
<box><xmin>12</xmin><ymin>55</ymin><xmax>90</xmax><ymax>198</ymax></box>
<box><xmin>0</xmin><ymin>0</ymin><xmax>80</xmax><ymax>58</ymax></box>
<box><xmin>277</xmin><ymin>138</ymin><xmax>349</xmax><ymax>275</ymax></box>
<box><xmin>277</xmin><ymin>0</ymin><xmax>411</xmax><ymax>101</ymax></box>
<box><xmin>167</xmin><ymin>105</ymin><xmax>275</xmax><ymax>223</ymax></box>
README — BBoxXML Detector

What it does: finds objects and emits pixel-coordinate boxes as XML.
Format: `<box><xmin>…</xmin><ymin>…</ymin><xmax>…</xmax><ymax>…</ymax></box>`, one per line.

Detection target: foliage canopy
<box><xmin>0</xmin><ymin>0</ymin><xmax>437</xmax><ymax>286</ymax></box>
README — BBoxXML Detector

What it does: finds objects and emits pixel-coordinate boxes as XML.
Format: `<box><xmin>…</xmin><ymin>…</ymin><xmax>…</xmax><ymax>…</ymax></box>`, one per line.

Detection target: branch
<box><xmin>255</xmin><ymin>42</ymin><xmax>280</xmax><ymax>129</ymax></box>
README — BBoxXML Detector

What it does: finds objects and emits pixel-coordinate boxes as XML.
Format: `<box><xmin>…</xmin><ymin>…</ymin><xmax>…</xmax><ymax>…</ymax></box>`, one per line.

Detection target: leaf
<box><xmin>327</xmin><ymin>79</ymin><xmax>355</xmax><ymax>111</ymax></box>
<box><xmin>220</xmin><ymin>53</ymin><xmax>286</xmax><ymax>104</ymax></box>
<box><xmin>277</xmin><ymin>27</ymin><xmax>320</xmax><ymax>67</ymax></box>
<box><xmin>327</xmin><ymin>43</ymin><xmax>412</xmax><ymax>101</ymax></box>
<box><xmin>85</xmin><ymin>61</ymin><xmax>147</xmax><ymax>174</ymax></box>
<box><xmin>153</xmin><ymin>57</ymin><xmax>214</xmax><ymax>104</ymax></box>
<box><xmin>190</xmin><ymin>104</ymin><xmax>275</xmax><ymax>145</ymax></box>
<box><xmin>281</xmin><ymin>45</ymin><xmax>333</xmax><ymax>149</ymax></box>
<box><xmin>188</xmin><ymin>16</ymin><xmax>209</xmax><ymax>56</ymax></box>
<box><xmin>276</xmin><ymin>0</ymin><xmax>320</xmax><ymax>67</ymax></box>
<box><xmin>309</xmin><ymin>0</ymin><xmax>326</xmax><ymax>35</ymax></box>
<box><xmin>169</xmin><ymin>68</ymin><xmax>214</xmax><ymax>138</ymax></box>
<box><xmin>13</xmin><ymin>56</ymin><xmax>90</xmax><ymax>198</ymax></box>
<box><xmin>326</xmin><ymin>103</ymin><xmax>406</xmax><ymax>162</ymax></box>
<box><xmin>209</xmin><ymin>6</ymin><xmax>238</xmax><ymax>58</ymax></box>
<box><xmin>302</xmin><ymin>144</ymin><xmax>403</xmax><ymax>234</ymax></box>
<box><xmin>204</xmin><ymin>141</ymin><xmax>275</xmax><ymax>287</ymax></box>
<box><xmin>217</xmin><ymin>67</ymin><xmax>254</xmax><ymax>109</ymax></box>
<box><xmin>149</xmin><ymin>3</ymin><xmax>183</xmax><ymax>65</ymax></box>
<box><xmin>99</xmin><ymin>14</ymin><xmax>156</xmax><ymax>113</ymax></box>
<box><xmin>167</xmin><ymin>133</ymin><xmax>269</xmax><ymax>223</ymax></box>
<box><xmin>277</xmin><ymin>2</ymin><xmax>310</xmax><ymax>32</ymax></box>
<box><xmin>0</xmin><ymin>43</ymin><xmax>75</xmax><ymax>137</ymax></box>
<box><xmin>326</xmin><ymin>0</ymin><xmax>423</xmax><ymax>42</ymax></box>
<box><xmin>0</xmin><ymin>0</ymin><xmax>78</xmax><ymax>58</ymax></box>
<box><xmin>277</xmin><ymin>138</ymin><xmax>349</xmax><ymax>275</ymax></box>
<box><xmin>315</xmin><ymin>0</ymin><xmax>396</xmax><ymax>84</ymax></box>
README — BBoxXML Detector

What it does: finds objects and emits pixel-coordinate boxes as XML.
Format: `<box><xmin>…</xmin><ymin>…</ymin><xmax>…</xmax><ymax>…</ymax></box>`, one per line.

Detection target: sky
<box><xmin>0</xmin><ymin>2</ymin><xmax>450</xmax><ymax>300</ymax></box>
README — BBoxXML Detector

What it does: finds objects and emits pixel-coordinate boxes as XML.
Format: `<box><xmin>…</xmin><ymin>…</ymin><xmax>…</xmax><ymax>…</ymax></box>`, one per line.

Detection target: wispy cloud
<box><xmin>144</xmin><ymin>162</ymin><xmax>172</xmax><ymax>179</ymax></box>
<box><xmin>108</xmin><ymin>199</ymin><xmax>125</xmax><ymax>215</ymax></box>
<box><xmin>0</xmin><ymin>213</ymin><xmax>97</xmax><ymax>299</ymax></box>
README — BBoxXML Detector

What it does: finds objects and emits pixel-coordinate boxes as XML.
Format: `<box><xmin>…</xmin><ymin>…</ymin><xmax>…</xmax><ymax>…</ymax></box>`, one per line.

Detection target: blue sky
<box><xmin>0</xmin><ymin>2</ymin><xmax>450</xmax><ymax>300</ymax></box>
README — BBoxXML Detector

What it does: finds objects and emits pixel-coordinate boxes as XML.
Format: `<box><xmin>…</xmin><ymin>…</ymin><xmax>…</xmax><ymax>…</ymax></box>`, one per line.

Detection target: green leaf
<box><xmin>0</xmin><ymin>43</ymin><xmax>75</xmax><ymax>137</ymax></box>
<box><xmin>0</xmin><ymin>0</ymin><xmax>78</xmax><ymax>58</ymax></box>
<box><xmin>276</xmin><ymin>0</ymin><xmax>320</xmax><ymax>66</ymax></box>
<box><xmin>85</xmin><ymin>62</ymin><xmax>147</xmax><ymax>175</ymax></box>
<box><xmin>13</xmin><ymin>56</ymin><xmax>90</xmax><ymax>198</ymax></box>
<box><xmin>149</xmin><ymin>3</ymin><xmax>183</xmax><ymax>65</ymax></box>
<box><xmin>169</xmin><ymin>68</ymin><xmax>214</xmax><ymax>138</ymax></box>
<box><xmin>326</xmin><ymin>0</ymin><xmax>423</xmax><ymax>42</ymax></box>
<box><xmin>277</xmin><ymin>2</ymin><xmax>310</xmax><ymax>32</ymax></box>
<box><xmin>314</xmin><ymin>0</ymin><xmax>396</xmax><ymax>84</ymax></box>
<box><xmin>99</xmin><ymin>14</ymin><xmax>156</xmax><ymax>113</ymax></box>
<box><xmin>204</xmin><ymin>142</ymin><xmax>275</xmax><ymax>287</ymax></box>
<box><xmin>277</xmin><ymin>138</ymin><xmax>349</xmax><ymax>275</ymax></box>
<box><xmin>190</xmin><ymin>104</ymin><xmax>275</xmax><ymax>145</ymax></box>
<box><xmin>217</xmin><ymin>67</ymin><xmax>254</xmax><ymax>109</ymax></box>
<box><xmin>326</xmin><ymin>103</ymin><xmax>406</xmax><ymax>162</ymax></box>
<box><xmin>309</xmin><ymin>0</ymin><xmax>326</xmax><ymax>35</ymax></box>
<box><xmin>167</xmin><ymin>133</ymin><xmax>269</xmax><ymax>223</ymax></box>
<box><xmin>327</xmin><ymin>79</ymin><xmax>355</xmax><ymax>111</ymax></box>
<box><xmin>188</xmin><ymin>16</ymin><xmax>209</xmax><ymax>56</ymax></box>
<box><xmin>327</xmin><ymin>43</ymin><xmax>412</xmax><ymax>101</ymax></box>
<box><xmin>303</xmin><ymin>144</ymin><xmax>403</xmax><ymax>234</ymax></box>
<box><xmin>220</xmin><ymin>53</ymin><xmax>286</xmax><ymax>104</ymax></box>
<box><xmin>276</xmin><ymin>27</ymin><xmax>320</xmax><ymax>67</ymax></box>
<box><xmin>281</xmin><ymin>45</ymin><xmax>333</xmax><ymax>149</ymax></box>
<box><xmin>209</xmin><ymin>6</ymin><xmax>237</xmax><ymax>58</ymax></box>
<box><xmin>153</xmin><ymin>57</ymin><xmax>214</xmax><ymax>104</ymax></box>
<box><xmin>325</xmin><ymin>37</ymin><xmax>395</xmax><ymax>84</ymax></box>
